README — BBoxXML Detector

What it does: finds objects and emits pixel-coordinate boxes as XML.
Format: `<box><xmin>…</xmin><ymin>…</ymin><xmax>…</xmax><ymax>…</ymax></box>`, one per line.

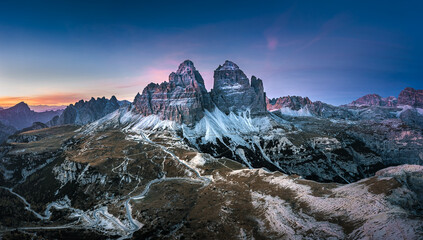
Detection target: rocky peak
<box><xmin>398</xmin><ymin>87</ymin><xmax>423</xmax><ymax>108</ymax></box>
<box><xmin>251</xmin><ymin>76</ymin><xmax>264</xmax><ymax>94</ymax></box>
<box><xmin>8</xmin><ymin>102</ymin><xmax>31</xmax><ymax>113</ymax></box>
<box><xmin>169</xmin><ymin>59</ymin><xmax>207</xmax><ymax>89</ymax></box>
<box><xmin>0</xmin><ymin>102</ymin><xmax>60</xmax><ymax>130</ymax></box>
<box><xmin>50</xmin><ymin>96</ymin><xmax>120</xmax><ymax>126</ymax></box>
<box><xmin>349</xmin><ymin>94</ymin><xmax>397</xmax><ymax>107</ymax></box>
<box><xmin>382</xmin><ymin>96</ymin><xmax>397</xmax><ymax>107</ymax></box>
<box><xmin>216</xmin><ymin>60</ymin><xmax>240</xmax><ymax>71</ymax></box>
<box><xmin>266</xmin><ymin>96</ymin><xmax>313</xmax><ymax>111</ymax></box>
<box><xmin>133</xmin><ymin>60</ymin><xmax>212</xmax><ymax>126</ymax></box>
<box><xmin>349</xmin><ymin>94</ymin><xmax>382</xmax><ymax>107</ymax></box>
<box><xmin>211</xmin><ymin>61</ymin><xmax>267</xmax><ymax>115</ymax></box>
<box><xmin>176</xmin><ymin>60</ymin><xmax>195</xmax><ymax>74</ymax></box>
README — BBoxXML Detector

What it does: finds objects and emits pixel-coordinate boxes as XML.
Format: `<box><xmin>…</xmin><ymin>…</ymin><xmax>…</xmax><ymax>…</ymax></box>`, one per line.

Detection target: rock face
<box><xmin>349</xmin><ymin>94</ymin><xmax>397</xmax><ymax>107</ymax></box>
<box><xmin>398</xmin><ymin>87</ymin><xmax>423</xmax><ymax>107</ymax></box>
<box><xmin>211</xmin><ymin>60</ymin><xmax>267</xmax><ymax>115</ymax></box>
<box><xmin>0</xmin><ymin>102</ymin><xmax>62</xmax><ymax>130</ymax></box>
<box><xmin>266</xmin><ymin>96</ymin><xmax>312</xmax><ymax>111</ymax></box>
<box><xmin>18</xmin><ymin>122</ymin><xmax>48</xmax><ymax>134</ymax></box>
<box><xmin>0</xmin><ymin>121</ymin><xmax>16</xmax><ymax>144</ymax></box>
<box><xmin>133</xmin><ymin>60</ymin><xmax>212</xmax><ymax>126</ymax></box>
<box><xmin>2</xmin><ymin>124</ymin><xmax>423</xmax><ymax>239</ymax></box>
<box><xmin>383</xmin><ymin>96</ymin><xmax>398</xmax><ymax>107</ymax></box>
<box><xmin>399</xmin><ymin>108</ymin><xmax>423</xmax><ymax>128</ymax></box>
<box><xmin>49</xmin><ymin>96</ymin><xmax>120</xmax><ymax>126</ymax></box>
<box><xmin>266</xmin><ymin>96</ymin><xmax>353</xmax><ymax>119</ymax></box>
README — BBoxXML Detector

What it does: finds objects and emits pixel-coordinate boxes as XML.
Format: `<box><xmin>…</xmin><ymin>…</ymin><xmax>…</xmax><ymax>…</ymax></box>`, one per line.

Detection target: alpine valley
<box><xmin>1</xmin><ymin>60</ymin><xmax>423</xmax><ymax>239</ymax></box>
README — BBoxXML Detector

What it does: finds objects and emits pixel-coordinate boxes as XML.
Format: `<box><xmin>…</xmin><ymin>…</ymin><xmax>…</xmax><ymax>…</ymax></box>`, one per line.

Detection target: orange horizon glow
<box><xmin>0</xmin><ymin>93</ymin><xmax>87</xmax><ymax>108</ymax></box>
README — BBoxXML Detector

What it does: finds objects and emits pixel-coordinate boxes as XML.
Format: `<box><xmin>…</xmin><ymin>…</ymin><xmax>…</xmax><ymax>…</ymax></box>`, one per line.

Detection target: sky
<box><xmin>0</xmin><ymin>0</ymin><xmax>422</xmax><ymax>107</ymax></box>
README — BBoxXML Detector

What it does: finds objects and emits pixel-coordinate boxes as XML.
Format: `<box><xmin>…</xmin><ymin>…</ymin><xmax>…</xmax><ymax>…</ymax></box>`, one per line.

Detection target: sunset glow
<box><xmin>0</xmin><ymin>1</ymin><xmax>422</xmax><ymax>106</ymax></box>
<box><xmin>0</xmin><ymin>94</ymin><xmax>87</xmax><ymax>108</ymax></box>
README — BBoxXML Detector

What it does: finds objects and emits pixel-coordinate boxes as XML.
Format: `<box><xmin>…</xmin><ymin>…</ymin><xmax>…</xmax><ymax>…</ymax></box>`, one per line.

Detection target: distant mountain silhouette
<box><xmin>0</xmin><ymin>102</ymin><xmax>62</xmax><ymax>130</ymax></box>
<box><xmin>48</xmin><ymin>96</ymin><xmax>121</xmax><ymax>126</ymax></box>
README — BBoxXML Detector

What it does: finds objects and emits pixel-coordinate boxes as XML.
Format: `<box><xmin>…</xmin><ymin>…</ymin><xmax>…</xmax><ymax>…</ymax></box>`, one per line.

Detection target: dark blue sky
<box><xmin>0</xmin><ymin>0</ymin><xmax>422</xmax><ymax>106</ymax></box>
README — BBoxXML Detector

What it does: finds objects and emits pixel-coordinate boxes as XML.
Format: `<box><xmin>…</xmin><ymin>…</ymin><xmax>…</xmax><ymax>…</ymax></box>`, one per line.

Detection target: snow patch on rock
<box><xmin>279</xmin><ymin>107</ymin><xmax>313</xmax><ymax>117</ymax></box>
<box><xmin>251</xmin><ymin>191</ymin><xmax>345</xmax><ymax>239</ymax></box>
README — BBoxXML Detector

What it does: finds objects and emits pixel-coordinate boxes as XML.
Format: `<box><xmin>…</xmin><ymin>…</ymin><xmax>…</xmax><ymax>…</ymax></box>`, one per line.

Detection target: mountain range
<box><xmin>47</xmin><ymin>96</ymin><xmax>126</xmax><ymax>126</ymax></box>
<box><xmin>0</xmin><ymin>102</ymin><xmax>62</xmax><ymax>130</ymax></box>
<box><xmin>0</xmin><ymin>97</ymin><xmax>130</xmax><ymax>144</ymax></box>
<box><xmin>0</xmin><ymin>60</ymin><xmax>422</xmax><ymax>239</ymax></box>
<box><xmin>29</xmin><ymin>105</ymin><xmax>67</xmax><ymax>112</ymax></box>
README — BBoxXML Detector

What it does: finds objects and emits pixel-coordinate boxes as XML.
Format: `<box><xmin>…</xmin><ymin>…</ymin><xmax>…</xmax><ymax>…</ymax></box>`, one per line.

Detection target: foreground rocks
<box><xmin>0</xmin><ymin>125</ymin><xmax>422</xmax><ymax>239</ymax></box>
<box><xmin>1</xmin><ymin>59</ymin><xmax>423</xmax><ymax>239</ymax></box>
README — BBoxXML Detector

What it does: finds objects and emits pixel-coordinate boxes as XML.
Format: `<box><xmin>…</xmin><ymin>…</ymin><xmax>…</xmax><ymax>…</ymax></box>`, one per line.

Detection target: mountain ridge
<box><xmin>0</xmin><ymin>102</ymin><xmax>62</xmax><ymax>130</ymax></box>
<box><xmin>1</xmin><ymin>59</ymin><xmax>423</xmax><ymax>239</ymax></box>
<box><xmin>48</xmin><ymin>96</ymin><xmax>121</xmax><ymax>126</ymax></box>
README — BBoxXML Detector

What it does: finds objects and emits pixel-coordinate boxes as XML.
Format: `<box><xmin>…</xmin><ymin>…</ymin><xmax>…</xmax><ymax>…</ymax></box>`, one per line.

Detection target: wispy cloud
<box><xmin>297</xmin><ymin>14</ymin><xmax>348</xmax><ymax>52</ymax></box>
<box><xmin>106</xmin><ymin>67</ymin><xmax>174</xmax><ymax>91</ymax></box>
<box><xmin>263</xmin><ymin>8</ymin><xmax>293</xmax><ymax>51</ymax></box>
<box><xmin>266</xmin><ymin>37</ymin><xmax>278</xmax><ymax>50</ymax></box>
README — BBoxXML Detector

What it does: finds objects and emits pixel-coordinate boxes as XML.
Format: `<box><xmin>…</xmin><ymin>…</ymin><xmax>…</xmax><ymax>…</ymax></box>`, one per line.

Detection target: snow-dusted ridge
<box><xmin>82</xmin><ymin>105</ymin><xmax>272</xmax><ymax>146</ymax></box>
<box><xmin>80</xmin><ymin>105</ymin><xmax>282</xmax><ymax>172</ymax></box>
<box><xmin>183</xmin><ymin>108</ymin><xmax>272</xmax><ymax>145</ymax></box>
<box><xmin>278</xmin><ymin>107</ymin><xmax>313</xmax><ymax>117</ymax></box>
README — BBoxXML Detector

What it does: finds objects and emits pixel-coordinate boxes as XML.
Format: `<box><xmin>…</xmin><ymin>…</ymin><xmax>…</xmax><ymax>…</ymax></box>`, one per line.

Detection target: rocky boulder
<box><xmin>211</xmin><ymin>60</ymin><xmax>267</xmax><ymax>115</ymax></box>
<box><xmin>398</xmin><ymin>87</ymin><xmax>423</xmax><ymax>107</ymax></box>
<box><xmin>133</xmin><ymin>60</ymin><xmax>212</xmax><ymax>126</ymax></box>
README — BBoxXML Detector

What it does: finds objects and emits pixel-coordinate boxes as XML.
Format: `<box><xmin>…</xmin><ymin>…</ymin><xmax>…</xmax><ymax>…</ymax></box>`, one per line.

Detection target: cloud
<box><xmin>267</xmin><ymin>37</ymin><xmax>278</xmax><ymax>50</ymax></box>
<box><xmin>109</xmin><ymin>67</ymin><xmax>174</xmax><ymax>91</ymax></box>
<box><xmin>263</xmin><ymin>8</ymin><xmax>293</xmax><ymax>51</ymax></box>
<box><xmin>297</xmin><ymin>14</ymin><xmax>348</xmax><ymax>52</ymax></box>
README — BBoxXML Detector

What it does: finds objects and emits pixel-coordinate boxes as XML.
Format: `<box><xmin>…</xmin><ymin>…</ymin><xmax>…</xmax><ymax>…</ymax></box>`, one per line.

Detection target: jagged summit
<box><xmin>49</xmin><ymin>96</ymin><xmax>120</xmax><ymax>126</ymax></box>
<box><xmin>9</xmin><ymin>101</ymin><xmax>31</xmax><ymax>112</ymax></box>
<box><xmin>0</xmin><ymin>101</ymin><xmax>60</xmax><ymax>130</ymax></box>
<box><xmin>266</xmin><ymin>96</ymin><xmax>313</xmax><ymax>111</ymax></box>
<box><xmin>216</xmin><ymin>60</ymin><xmax>240</xmax><ymax>71</ymax></box>
<box><xmin>398</xmin><ymin>87</ymin><xmax>423</xmax><ymax>107</ymax></box>
<box><xmin>133</xmin><ymin>60</ymin><xmax>268</xmax><ymax>125</ymax></box>
<box><xmin>169</xmin><ymin>59</ymin><xmax>207</xmax><ymax>88</ymax></box>
<box><xmin>211</xmin><ymin>60</ymin><xmax>267</xmax><ymax>115</ymax></box>
<box><xmin>346</xmin><ymin>87</ymin><xmax>423</xmax><ymax>108</ymax></box>
<box><xmin>348</xmin><ymin>94</ymin><xmax>397</xmax><ymax>107</ymax></box>
<box><xmin>133</xmin><ymin>60</ymin><xmax>212</xmax><ymax>126</ymax></box>
<box><xmin>176</xmin><ymin>59</ymin><xmax>195</xmax><ymax>74</ymax></box>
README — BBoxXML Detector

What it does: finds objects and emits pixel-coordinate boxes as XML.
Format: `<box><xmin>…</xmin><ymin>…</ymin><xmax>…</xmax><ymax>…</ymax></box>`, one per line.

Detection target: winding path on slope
<box><xmin>119</xmin><ymin>129</ymin><xmax>212</xmax><ymax>238</ymax></box>
<box><xmin>0</xmin><ymin>129</ymin><xmax>212</xmax><ymax>239</ymax></box>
